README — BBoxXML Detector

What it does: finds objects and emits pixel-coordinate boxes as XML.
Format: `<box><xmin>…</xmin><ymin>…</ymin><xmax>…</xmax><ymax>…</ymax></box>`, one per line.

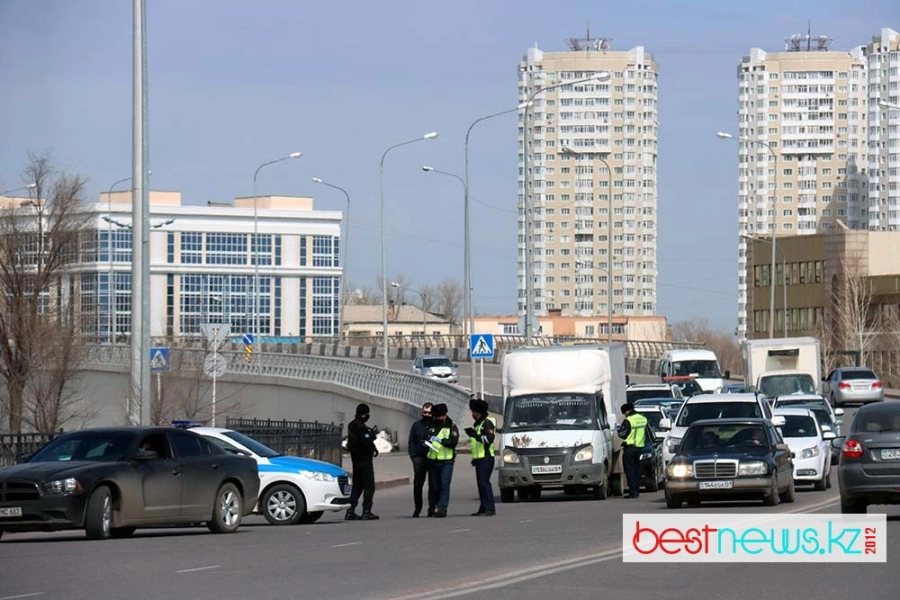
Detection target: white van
<box><xmin>658</xmin><ymin>349</ymin><xmax>728</xmax><ymax>393</ymax></box>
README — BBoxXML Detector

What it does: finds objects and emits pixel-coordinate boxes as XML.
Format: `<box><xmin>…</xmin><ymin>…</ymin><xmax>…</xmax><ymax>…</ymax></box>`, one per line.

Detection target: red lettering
<box><xmin>658</xmin><ymin>527</ymin><xmax>689</xmax><ymax>554</ymax></box>
<box><xmin>702</xmin><ymin>524</ymin><xmax>718</xmax><ymax>554</ymax></box>
<box><xmin>631</xmin><ymin>522</ymin><xmax>717</xmax><ymax>555</ymax></box>
<box><xmin>632</xmin><ymin>521</ymin><xmax>662</xmax><ymax>554</ymax></box>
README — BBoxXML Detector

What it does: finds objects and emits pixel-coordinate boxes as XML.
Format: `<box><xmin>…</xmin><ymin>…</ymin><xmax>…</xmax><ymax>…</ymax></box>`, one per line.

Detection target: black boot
<box><xmin>361</xmin><ymin>511</ymin><xmax>380</xmax><ymax>520</ymax></box>
<box><xmin>345</xmin><ymin>509</ymin><xmax>359</xmax><ymax>521</ymax></box>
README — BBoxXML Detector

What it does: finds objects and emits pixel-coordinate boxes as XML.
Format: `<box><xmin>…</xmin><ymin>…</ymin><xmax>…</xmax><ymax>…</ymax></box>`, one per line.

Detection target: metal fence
<box><xmin>0</xmin><ymin>431</ymin><xmax>62</xmax><ymax>467</ymax></box>
<box><xmin>226</xmin><ymin>418</ymin><xmax>342</xmax><ymax>468</ymax></box>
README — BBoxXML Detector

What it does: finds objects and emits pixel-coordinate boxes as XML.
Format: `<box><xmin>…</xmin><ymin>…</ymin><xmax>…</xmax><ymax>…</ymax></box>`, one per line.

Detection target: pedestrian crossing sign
<box><xmin>150</xmin><ymin>347</ymin><xmax>171</xmax><ymax>372</ymax></box>
<box><xmin>469</xmin><ymin>334</ymin><xmax>495</xmax><ymax>359</ymax></box>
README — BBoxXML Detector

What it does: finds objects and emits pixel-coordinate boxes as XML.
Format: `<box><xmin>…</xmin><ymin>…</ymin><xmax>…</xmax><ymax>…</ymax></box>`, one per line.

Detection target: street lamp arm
<box><xmin>464</xmin><ymin>106</ymin><xmax>522</xmax><ymax>148</ymax></box>
<box><xmin>380</xmin><ymin>136</ymin><xmax>433</xmax><ymax>170</ymax></box>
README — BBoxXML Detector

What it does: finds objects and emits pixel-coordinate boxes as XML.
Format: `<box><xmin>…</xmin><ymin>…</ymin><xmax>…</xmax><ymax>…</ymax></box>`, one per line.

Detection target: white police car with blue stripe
<box><xmin>191</xmin><ymin>427</ymin><xmax>351</xmax><ymax>525</ymax></box>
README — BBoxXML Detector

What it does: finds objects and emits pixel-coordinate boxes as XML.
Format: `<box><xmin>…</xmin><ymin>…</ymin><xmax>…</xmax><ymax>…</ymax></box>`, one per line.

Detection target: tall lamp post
<box><xmin>561</xmin><ymin>145</ymin><xmax>614</xmax><ymax>342</ymax></box>
<box><xmin>741</xmin><ymin>234</ymin><xmax>787</xmax><ymax>337</ymax></box>
<box><xmin>391</xmin><ymin>282</ymin><xmax>427</xmax><ymax>338</ymax></box>
<box><xmin>718</xmin><ymin>132</ymin><xmax>779</xmax><ymax>338</ymax></box>
<box><xmin>379</xmin><ymin>132</ymin><xmax>438</xmax><ymax>369</ymax></box>
<box><xmin>0</xmin><ymin>183</ymin><xmax>37</xmax><ymax>196</ymax></box>
<box><xmin>252</xmin><ymin>152</ymin><xmax>301</xmax><ymax>360</ymax></box>
<box><xmin>312</xmin><ymin>177</ymin><xmax>351</xmax><ymax>340</ymax></box>
<box><xmin>522</xmin><ymin>71</ymin><xmax>611</xmax><ymax>344</ymax></box>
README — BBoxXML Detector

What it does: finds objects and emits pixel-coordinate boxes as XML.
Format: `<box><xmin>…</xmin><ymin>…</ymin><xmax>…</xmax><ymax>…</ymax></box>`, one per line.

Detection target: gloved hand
<box><xmin>430</xmin><ymin>436</ymin><xmax>441</xmax><ymax>444</ymax></box>
<box><xmin>464</xmin><ymin>427</ymin><xmax>476</xmax><ymax>437</ymax></box>
<box><xmin>615</xmin><ymin>423</ymin><xmax>622</xmax><ymax>431</ymax></box>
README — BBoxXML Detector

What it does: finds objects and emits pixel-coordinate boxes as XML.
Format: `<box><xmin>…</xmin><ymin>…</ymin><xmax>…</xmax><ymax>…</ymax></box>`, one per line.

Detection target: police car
<box><xmin>191</xmin><ymin>427</ymin><xmax>351</xmax><ymax>525</ymax></box>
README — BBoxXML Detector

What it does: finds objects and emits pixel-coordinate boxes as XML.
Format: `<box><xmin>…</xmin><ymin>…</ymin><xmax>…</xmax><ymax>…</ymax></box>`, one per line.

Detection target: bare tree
<box><xmin>376</xmin><ymin>273</ymin><xmax>411</xmax><ymax>307</ymax></box>
<box><xmin>0</xmin><ymin>153</ymin><xmax>91</xmax><ymax>432</ymax></box>
<box><xmin>433</xmin><ymin>277</ymin><xmax>464</xmax><ymax>324</ymax></box>
<box><xmin>830</xmin><ymin>251</ymin><xmax>876</xmax><ymax>363</ymax></box>
<box><xmin>670</xmin><ymin>317</ymin><xmax>742</xmax><ymax>377</ymax></box>
<box><xmin>344</xmin><ymin>281</ymin><xmax>378</xmax><ymax>305</ymax></box>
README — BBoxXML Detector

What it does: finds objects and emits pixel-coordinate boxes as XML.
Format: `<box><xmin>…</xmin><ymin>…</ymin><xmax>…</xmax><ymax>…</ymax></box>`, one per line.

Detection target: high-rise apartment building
<box><xmin>517</xmin><ymin>39</ymin><xmax>659</xmax><ymax>333</ymax></box>
<box><xmin>734</xmin><ymin>28</ymin><xmax>900</xmax><ymax>340</ymax></box>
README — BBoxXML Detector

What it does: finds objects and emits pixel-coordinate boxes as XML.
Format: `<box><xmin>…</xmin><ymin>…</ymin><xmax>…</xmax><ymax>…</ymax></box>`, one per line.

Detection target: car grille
<box><xmin>338</xmin><ymin>476</ymin><xmax>350</xmax><ymax>495</ymax></box>
<box><xmin>0</xmin><ymin>481</ymin><xmax>40</xmax><ymax>502</ymax></box>
<box><xmin>693</xmin><ymin>460</ymin><xmax>738</xmax><ymax>479</ymax></box>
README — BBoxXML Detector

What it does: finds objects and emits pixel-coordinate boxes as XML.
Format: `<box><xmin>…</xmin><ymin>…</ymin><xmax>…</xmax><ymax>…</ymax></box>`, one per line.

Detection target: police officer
<box><xmin>464</xmin><ymin>398</ymin><xmax>496</xmax><ymax>516</ymax></box>
<box><xmin>345</xmin><ymin>403</ymin><xmax>380</xmax><ymax>520</ymax></box>
<box><xmin>617</xmin><ymin>403</ymin><xmax>649</xmax><ymax>499</ymax></box>
<box><xmin>425</xmin><ymin>403</ymin><xmax>459</xmax><ymax>518</ymax></box>
<box><xmin>407</xmin><ymin>402</ymin><xmax>434</xmax><ymax>518</ymax></box>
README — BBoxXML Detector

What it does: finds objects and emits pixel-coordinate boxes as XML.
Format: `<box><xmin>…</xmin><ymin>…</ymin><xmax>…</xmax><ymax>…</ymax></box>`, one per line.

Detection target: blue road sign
<box><xmin>469</xmin><ymin>334</ymin><xmax>495</xmax><ymax>359</ymax></box>
<box><xmin>243</xmin><ymin>333</ymin><xmax>255</xmax><ymax>345</ymax></box>
<box><xmin>150</xmin><ymin>347</ymin><xmax>171</xmax><ymax>372</ymax></box>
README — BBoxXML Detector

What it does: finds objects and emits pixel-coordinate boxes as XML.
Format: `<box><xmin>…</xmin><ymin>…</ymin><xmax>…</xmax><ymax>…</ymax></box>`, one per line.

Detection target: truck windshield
<box><xmin>505</xmin><ymin>394</ymin><xmax>596</xmax><ymax>431</ymax></box>
<box><xmin>672</xmin><ymin>360</ymin><xmax>721</xmax><ymax>378</ymax></box>
<box><xmin>758</xmin><ymin>374</ymin><xmax>816</xmax><ymax>397</ymax></box>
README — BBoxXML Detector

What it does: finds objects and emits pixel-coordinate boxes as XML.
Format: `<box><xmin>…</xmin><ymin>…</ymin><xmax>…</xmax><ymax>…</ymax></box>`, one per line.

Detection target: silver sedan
<box><xmin>822</xmin><ymin>367</ymin><xmax>884</xmax><ymax>407</ymax></box>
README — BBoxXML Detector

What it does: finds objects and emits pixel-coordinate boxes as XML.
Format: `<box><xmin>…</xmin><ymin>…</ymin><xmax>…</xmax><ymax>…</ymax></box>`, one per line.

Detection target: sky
<box><xmin>1</xmin><ymin>0</ymin><xmax>897</xmax><ymax>333</ymax></box>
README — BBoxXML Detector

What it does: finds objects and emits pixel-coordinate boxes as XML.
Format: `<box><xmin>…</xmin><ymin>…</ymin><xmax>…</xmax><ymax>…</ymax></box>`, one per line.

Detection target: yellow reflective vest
<box><xmin>427</xmin><ymin>426</ymin><xmax>454</xmax><ymax>461</ymax></box>
<box><xmin>470</xmin><ymin>417</ymin><xmax>496</xmax><ymax>459</ymax></box>
<box><xmin>625</xmin><ymin>412</ymin><xmax>648</xmax><ymax>448</ymax></box>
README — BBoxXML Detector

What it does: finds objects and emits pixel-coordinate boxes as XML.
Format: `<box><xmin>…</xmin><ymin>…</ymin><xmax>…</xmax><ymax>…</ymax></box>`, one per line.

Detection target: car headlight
<box><xmin>574</xmin><ymin>446</ymin><xmax>593</xmax><ymax>462</ymax></box>
<box><xmin>800</xmin><ymin>446</ymin><xmax>820</xmax><ymax>460</ymax></box>
<box><xmin>738</xmin><ymin>461</ymin><xmax>768</xmax><ymax>476</ymax></box>
<box><xmin>665</xmin><ymin>437</ymin><xmax>682</xmax><ymax>453</ymax></box>
<box><xmin>298</xmin><ymin>470</ymin><xmax>336</xmax><ymax>482</ymax></box>
<box><xmin>502</xmin><ymin>448</ymin><xmax>520</xmax><ymax>464</ymax></box>
<box><xmin>667</xmin><ymin>463</ymin><xmax>692</xmax><ymax>478</ymax></box>
<box><xmin>44</xmin><ymin>478</ymin><xmax>82</xmax><ymax>495</ymax></box>
<box><xmin>639</xmin><ymin>452</ymin><xmax>652</xmax><ymax>461</ymax></box>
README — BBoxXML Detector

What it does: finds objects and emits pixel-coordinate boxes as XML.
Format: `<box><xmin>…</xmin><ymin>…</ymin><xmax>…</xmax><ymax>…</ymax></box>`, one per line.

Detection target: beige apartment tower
<box><xmin>518</xmin><ymin>39</ymin><xmax>659</xmax><ymax>334</ymax></box>
<box><xmin>733</xmin><ymin>28</ymin><xmax>900</xmax><ymax>340</ymax></box>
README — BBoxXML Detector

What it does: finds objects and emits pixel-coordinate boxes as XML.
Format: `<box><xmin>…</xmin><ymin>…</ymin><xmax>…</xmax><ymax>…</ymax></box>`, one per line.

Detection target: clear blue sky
<box><xmin>1</xmin><ymin>0</ymin><xmax>896</xmax><ymax>332</ymax></box>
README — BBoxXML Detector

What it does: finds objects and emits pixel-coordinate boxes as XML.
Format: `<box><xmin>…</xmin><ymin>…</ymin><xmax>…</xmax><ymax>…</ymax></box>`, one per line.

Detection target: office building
<box><xmin>518</xmin><ymin>37</ymin><xmax>660</xmax><ymax>332</ymax></box>
<box><xmin>733</xmin><ymin>27</ymin><xmax>900</xmax><ymax>340</ymax></box>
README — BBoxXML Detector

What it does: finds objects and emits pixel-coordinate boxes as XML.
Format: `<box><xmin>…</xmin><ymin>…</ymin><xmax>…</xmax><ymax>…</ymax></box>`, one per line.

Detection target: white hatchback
<box><xmin>773</xmin><ymin>407</ymin><xmax>836</xmax><ymax>491</ymax></box>
<box><xmin>191</xmin><ymin>427</ymin><xmax>350</xmax><ymax>525</ymax></box>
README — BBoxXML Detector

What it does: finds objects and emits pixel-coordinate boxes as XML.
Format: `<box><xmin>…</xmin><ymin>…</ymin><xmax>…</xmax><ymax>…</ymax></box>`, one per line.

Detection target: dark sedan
<box><xmin>833</xmin><ymin>402</ymin><xmax>900</xmax><ymax>514</ymax></box>
<box><xmin>0</xmin><ymin>427</ymin><xmax>259</xmax><ymax>541</ymax></box>
<box><xmin>664</xmin><ymin>418</ymin><xmax>795</xmax><ymax>508</ymax></box>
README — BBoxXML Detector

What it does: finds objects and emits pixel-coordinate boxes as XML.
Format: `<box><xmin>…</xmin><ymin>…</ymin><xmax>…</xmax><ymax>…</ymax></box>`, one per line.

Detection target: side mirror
<box><xmin>775</xmin><ymin>442</ymin><xmax>789</xmax><ymax>452</ymax></box>
<box><xmin>659</xmin><ymin>418</ymin><xmax>672</xmax><ymax>431</ymax></box>
<box><xmin>724</xmin><ymin>370</ymin><xmax>731</xmax><ymax>380</ymax></box>
<box><xmin>822</xmin><ymin>431</ymin><xmax>837</xmax><ymax>441</ymax></box>
<box><xmin>834</xmin><ymin>408</ymin><xmax>845</xmax><ymax>416</ymax></box>
<box><xmin>790</xmin><ymin>452</ymin><xmax>796</xmax><ymax>459</ymax></box>
<box><xmin>830</xmin><ymin>437</ymin><xmax>846</xmax><ymax>450</ymax></box>
<box><xmin>133</xmin><ymin>449</ymin><xmax>159</xmax><ymax>461</ymax></box>
<box><xmin>835</xmin><ymin>419</ymin><xmax>844</xmax><ymax>426</ymax></box>
<box><xmin>771</xmin><ymin>415</ymin><xmax>786</xmax><ymax>427</ymax></box>
<box><xmin>821</xmin><ymin>424</ymin><xmax>832</xmax><ymax>432</ymax></box>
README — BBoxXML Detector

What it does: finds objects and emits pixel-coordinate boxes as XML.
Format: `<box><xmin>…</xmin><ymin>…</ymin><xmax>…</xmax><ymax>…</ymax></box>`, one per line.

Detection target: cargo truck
<box><xmin>498</xmin><ymin>344</ymin><xmax>628</xmax><ymax>501</ymax></box>
<box><xmin>742</xmin><ymin>337</ymin><xmax>822</xmax><ymax>400</ymax></box>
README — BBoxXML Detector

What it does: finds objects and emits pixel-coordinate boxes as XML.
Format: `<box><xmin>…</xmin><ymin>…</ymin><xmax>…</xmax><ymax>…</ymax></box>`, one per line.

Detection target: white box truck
<box><xmin>742</xmin><ymin>337</ymin><xmax>822</xmax><ymax>400</ymax></box>
<box><xmin>498</xmin><ymin>344</ymin><xmax>628</xmax><ymax>502</ymax></box>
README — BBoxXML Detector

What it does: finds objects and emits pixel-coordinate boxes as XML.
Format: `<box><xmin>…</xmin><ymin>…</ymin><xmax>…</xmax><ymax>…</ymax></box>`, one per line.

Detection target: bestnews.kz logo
<box><xmin>622</xmin><ymin>514</ymin><xmax>886</xmax><ymax>562</ymax></box>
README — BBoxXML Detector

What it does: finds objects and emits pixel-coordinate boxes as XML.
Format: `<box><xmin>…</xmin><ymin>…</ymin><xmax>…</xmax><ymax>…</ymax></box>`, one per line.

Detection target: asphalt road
<box><xmin>2</xmin><ymin>422</ymin><xmax>898</xmax><ymax>600</ymax></box>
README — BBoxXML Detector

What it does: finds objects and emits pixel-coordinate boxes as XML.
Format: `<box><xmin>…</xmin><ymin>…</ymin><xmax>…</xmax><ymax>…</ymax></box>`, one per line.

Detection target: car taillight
<box><xmin>838</xmin><ymin>382</ymin><xmax>852</xmax><ymax>389</ymax></box>
<box><xmin>842</xmin><ymin>439</ymin><xmax>864</xmax><ymax>459</ymax></box>
<box><xmin>871</xmin><ymin>381</ymin><xmax>883</xmax><ymax>389</ymax></box>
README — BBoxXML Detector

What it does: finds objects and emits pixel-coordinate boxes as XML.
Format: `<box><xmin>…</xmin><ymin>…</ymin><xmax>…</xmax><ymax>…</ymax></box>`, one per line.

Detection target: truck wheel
<box><xmin>84</xmin><ymin>486</ymin><xmax>113</xmax><ymax>540</ymax></box>
<box><xmin>610</xmin><ymin>474</ymin><xmax>624</xmax><ymax>497</ymax></box>
<box><xmin>592</xmin><ymin>465</ymin><xmax>608</xmax><ymax>499</ymax></box>
<box><xmin>500</xmin><ymin>488</ymin><xmax>515</xmax><ymax>503</ymax></box>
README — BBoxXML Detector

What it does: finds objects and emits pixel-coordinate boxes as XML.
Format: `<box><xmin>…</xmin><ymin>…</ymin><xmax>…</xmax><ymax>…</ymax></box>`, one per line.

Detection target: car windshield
<box><xmin>672</xmin><ymin>360</ymin><xmax>721</xmax><ymax>378</ymax></box>
<box><xmin>30</xmin><ymin>431</ymin><xmax>135</xmax><ymax>462</ymax></box>
<box><xmin>775</xmin><ymin>398</ymin><xmax>830</xmax><ymax>414</ymax></box>
<box><xmin>634</xmin><ymin>398</ymin><xmax>683</xmax><ymax>410</ymax></box>
<box><xmin>222</xmin><ymin>431</ymin><xmax>280</xmax><ymax>458</ymax></box>
<box><xmin>779</xmin><ymin>415</ymin><xmax>818</xmax><ymax>438</ymax></box>
<box><xmin>670</xmin><ymin>380</ymin><xmax>704</xmax><ymax>397</ymax></box>
<box><xmin>422</xmin><ymin>358</ymin><xmax>453</xmax><ymax>368</ymax></box>
<box><xmin>682</xmin><ymin>424</ymin><xmax>770</xmax><ymax>452</ymax></box>
<box><xmin>505</xmin><ymin>394</ymin><xmax>596</xmax><ymax>431</ymax></box>
<box><xmin>841</xmin><ymin>369</ymin><xmax>877</xmax><ymax>380</ymax></box>
<box><xmin>758</xmin><ymin>374</ymin><xmax>817</xmax><ymax>397</ymax></box>
<box><xmin>637</xmin><ymin>410</ymin><xmax>664</xmax><ymax>433</ymax></box>
<box><xmin>675</xmin><ymin>402</ymin><xmax>762</xmax><ymax>428</ymax></box>
<box><xmin>627</xmin><ymin>388</ymin><xmax>673</xmax><ymax>402</ymax></box>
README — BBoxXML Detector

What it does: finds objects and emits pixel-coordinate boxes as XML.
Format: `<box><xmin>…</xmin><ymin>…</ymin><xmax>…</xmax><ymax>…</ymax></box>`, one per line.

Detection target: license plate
<box><xmin>531</xmin><ymin>465</ymin><xmax>562</xmax><ymax>474</ymax></box>
<box><xmin>698</xmin><ymin>480</ymin><xmax>734</xmax><ymax>490</ymax></box>
<box><xmin>881</xmin><ymin>449</ymin><xmax>900</xmax><ymax>461</ymax></box>
<box><xmin>0</xmin><ymin>506</ymin><xmax>22</xmax><ymax>518</ymax></box>
<box><xmin>342</xmin><ymin>484</ymin><xmax>351</xmax><ymax>495</ymax></box>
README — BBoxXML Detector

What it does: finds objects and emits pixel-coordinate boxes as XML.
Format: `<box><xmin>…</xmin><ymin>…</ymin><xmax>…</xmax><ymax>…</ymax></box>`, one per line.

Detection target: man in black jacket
<box><xmin>408</xmin><ymin>402</ymin><xmax>434</xmax><ymax>518</ymax></box>
<box><xmin>346</xmin><ymin>403</ymin><xmax>379</xmax><ymax>520</ymax></box>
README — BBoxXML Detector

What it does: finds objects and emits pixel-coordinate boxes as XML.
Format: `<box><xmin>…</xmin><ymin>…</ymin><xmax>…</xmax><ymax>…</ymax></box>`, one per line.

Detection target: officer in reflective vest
<box><xmin>617</xmin><ymin>403</ymin><xmax>649</xmax><ymax>499</ymax></box>
<box><xmin>464</xmin><ymin>398</ymin><xmax>496</xmax><ymax>516</ymax></box>
<box><xmin>425</xmin><ymin>403</ymin><xmax>459</xmax><ymax>517</ymax></box>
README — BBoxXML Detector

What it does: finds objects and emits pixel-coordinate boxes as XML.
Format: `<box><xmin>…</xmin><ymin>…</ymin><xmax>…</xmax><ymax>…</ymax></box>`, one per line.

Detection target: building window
<box><xmin>208</xmin><ymin>233</ymin><xmax>250</xmax><ymax>265</ymax></box>
<box><xmin>312</xmin><ymin>235</ymin><xmax>340</xmax><ymax>268</ymax></box>
<box><xmin>250</xmin><ymin>234</ymin><xmax>273</xmax><ymax>266</ymax></box>
<box><xmin>299</xmin><ymin>277</ymin><xmax>307</xmax><ymax>338</ymax></box>
<box><xmin>167</xmin><ymin>232</ymin><xmax>175</xmax><ymax>264</ymax></box>
<box><xmin>181</xmin><ymin>232</ymin><xmax>202</xmax><ymax>264</ymax></box>
<box><xmin>311</xmin><ymin>277</ymin><xmax>339</xmax><ymax>336</ymax></box>
<box><xmin>178</xmin><ymin>274</ymin><xmax>254</xmax><ymax>336</ymax></box>
<box><xmin>501</xmin><ymin>323</ymin><xmax>519</xmax><ymax>334</ymax></box>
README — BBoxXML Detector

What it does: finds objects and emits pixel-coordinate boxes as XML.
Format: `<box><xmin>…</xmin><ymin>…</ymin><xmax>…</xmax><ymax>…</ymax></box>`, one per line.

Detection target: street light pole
<box><xmin>561</xmin><ymin>145</ymin><xmax>614</xmax><ymax>342</ymax></box>
<box><xmin>379</xmin><ymin>132</ymin><xmax>438</xmax><ymax>369</ymax></box>
<box><xmin>0</xmin><ymin>183</ymin><xmax>37</xmax><ymax>196</ymax></box>
<box><xmin>742</xmin><ymin>234</ymin><xmax>787</xmax><ymax>337</ymax></box>
<box><xmin>718</xmin><ymin>132</ymin><xmax>779</xmax><ymax>338</ymax></box>
<box><xmin>521</xmin><ymin>71</ymin><xmax>611</xmax><ymax>344</ymax></box>
<box><xmin>312</xmin><ymin>177</ymin><xmax>351</xmax><ymax>340</ymax></box>
<box><xmin>392</xmin><ymin>282</ymin><xmax>427</xmax><ymax>338</ymax></box>
<box><xmin>252</xmin><ymin>152</ymin><xmax>301</xmax><ymax>361</ymax></box>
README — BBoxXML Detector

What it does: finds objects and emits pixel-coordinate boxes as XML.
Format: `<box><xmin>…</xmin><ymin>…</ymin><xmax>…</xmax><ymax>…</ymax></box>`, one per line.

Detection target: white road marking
<box><xmin>176</xmin><ymin>565</ymin><xmax>220</xmax><ymax>574</ymax></box>
<box><xmin>518</xmin><ymin>519</ymin><xmax>534</xmax><ymax>523</ymax></box>
<box><xmin>449</xmin><ymin>528</ymin><xmax>471</xmax><ymax>533</ymax></box>
<box><xmin>332</xmin><ymin>541</ymin><xmax>364</xmax><ymax>548</ymax></box>
<box><xmin>0</xmin><ymin>594</ymin><xmax>46</xmax><ymax>600</ymax></box>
